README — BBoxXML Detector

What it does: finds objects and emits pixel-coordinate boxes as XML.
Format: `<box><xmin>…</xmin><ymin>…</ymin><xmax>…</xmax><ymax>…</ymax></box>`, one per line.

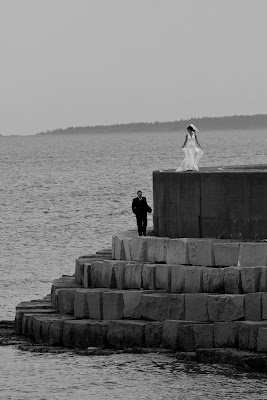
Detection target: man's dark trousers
<box><xmin>132</xmin><ymin>196</ymin><xmax>152</xmax><ymax>236</ymax></box>
<box><xmin>136</xmin><ymin>215</ymin><xmax>147</xmax><ymax>236</ymax></box>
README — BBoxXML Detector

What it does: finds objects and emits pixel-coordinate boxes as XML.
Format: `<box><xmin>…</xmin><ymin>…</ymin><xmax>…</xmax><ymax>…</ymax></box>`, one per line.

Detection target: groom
<box><xmin>132</xmin><ymin>190</ymin><xmax>152</xmax><ymax>236</ymax></box>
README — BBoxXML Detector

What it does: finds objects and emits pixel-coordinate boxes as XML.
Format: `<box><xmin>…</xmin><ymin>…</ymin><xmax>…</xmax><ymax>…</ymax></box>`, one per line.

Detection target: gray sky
<box><xmin>1</xmin><ymin>0</ymin><xmax>267</xmax><ymax>135</ymax></box>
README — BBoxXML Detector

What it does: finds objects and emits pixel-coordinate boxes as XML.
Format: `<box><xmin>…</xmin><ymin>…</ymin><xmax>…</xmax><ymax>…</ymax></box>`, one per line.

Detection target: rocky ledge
<box><xmin>3</xmin><ymin>319</ymin><xmax>267</xmax><ymax>373</ymax></box>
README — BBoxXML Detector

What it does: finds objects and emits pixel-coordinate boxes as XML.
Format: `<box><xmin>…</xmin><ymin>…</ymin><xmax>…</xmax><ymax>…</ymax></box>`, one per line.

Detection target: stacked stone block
<box><xmin>15</xmin><ymin>240</ymin><xmax>267</xmax><ymax>354</ymax></box>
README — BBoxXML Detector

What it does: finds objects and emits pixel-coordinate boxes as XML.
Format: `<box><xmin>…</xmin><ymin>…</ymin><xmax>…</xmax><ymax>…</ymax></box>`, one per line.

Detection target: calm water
<box><xmin>1</xmin><ymin>130</ymin><xmax>267</xmax><ymax>399</ymax></box>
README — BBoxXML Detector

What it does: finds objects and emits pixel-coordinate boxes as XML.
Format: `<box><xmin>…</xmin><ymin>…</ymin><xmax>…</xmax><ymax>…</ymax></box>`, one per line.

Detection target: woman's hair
<box><xmin>187</xmin><ymin>125</ymin><xmax>195</xmax><ymax>132</ymax></box>
<box><xmin>187</xmin><ymin>124</ymin><xmax>198</xmax><ymax>133</ymax></box>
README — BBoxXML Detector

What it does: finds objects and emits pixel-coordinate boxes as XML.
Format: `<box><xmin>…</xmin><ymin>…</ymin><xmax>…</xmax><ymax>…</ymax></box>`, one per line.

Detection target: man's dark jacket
<box><xmin>132</xmin><ymin>197</ymin><xmax>152</xmax><ymax>217</ymax></box>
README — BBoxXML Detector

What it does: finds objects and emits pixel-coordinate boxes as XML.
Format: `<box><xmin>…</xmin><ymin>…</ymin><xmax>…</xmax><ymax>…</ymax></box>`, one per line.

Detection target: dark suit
<box><xmin>132</xmin><ymin>196</ymin><xmax>152</xmax><ymax>236</ymax></box>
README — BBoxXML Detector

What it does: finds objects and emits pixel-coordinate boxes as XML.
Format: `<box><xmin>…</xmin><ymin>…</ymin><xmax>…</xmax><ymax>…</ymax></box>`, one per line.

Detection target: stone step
<box><xmin>19</xmin><ymin>310</ymin><xmax>58</xmax><ymax>335</ymax></box>
<box><xmin>53</xmin><ymin>288</ymin><xmax>267</xmax><ymax>323</ymax></box>
<box><xmin>15</xmin><ymin>306</ymin><xmax>57</xmax><ymax>333</ymax></box>
<box><xmin>75</xmin><ymin>257</ymin><xmax>113</xmax><ymax>285</ymax></box>
<box><xmin>18</xmin><ymin>312</ymin><xmax>267</xmax><ymax>353</ymax></box>
<box><xmin>96</xmin><ymin>248</ymin><xmax>112</xmax><ymax>255</ymax></box>
<box><xmin>164</xmin><ymin>320</ymin><xmax>267</xmax><ymax>352</ymax></box>
<box><xmin>29</xmin><ymin>314</ymin><xmax>77</xmax><ymax>344</ymax></box>
<box><xmin>51</xmin><ymin>276</ymin><xmax>83</xmax><ymax>308</ymax></box>
<box><xmin>76</xmin><ymin>259</ymin><xmax>267</xmax><ymax>295</ymax></box>
<box><xmin>112</xmin><ymin>235</ymin><xmax>267</xmax><ymax>267</ymax></box>
<box><xmin>16</xmin><ymin>301</ymin><xmax>53</xmax><ymax>310</ymax></box>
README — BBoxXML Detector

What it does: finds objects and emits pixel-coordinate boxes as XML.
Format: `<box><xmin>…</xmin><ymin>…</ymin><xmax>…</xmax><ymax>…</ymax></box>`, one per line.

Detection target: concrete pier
<box><xmin>14</xmin><ymin>237</ymin><xmax>267</xmax><ymax>367</ymax></box>
<box><xmin>12</xmin><ymin>165</ymin><xmax>267</xmax><ymax>371</ymax></box>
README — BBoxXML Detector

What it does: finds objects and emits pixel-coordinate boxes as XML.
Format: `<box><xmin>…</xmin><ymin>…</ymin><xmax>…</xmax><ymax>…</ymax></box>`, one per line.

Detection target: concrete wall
<box><xmin>153</xmin><ymin>166</ymin><xmax>267</xmax><ymax>239</ymax></box>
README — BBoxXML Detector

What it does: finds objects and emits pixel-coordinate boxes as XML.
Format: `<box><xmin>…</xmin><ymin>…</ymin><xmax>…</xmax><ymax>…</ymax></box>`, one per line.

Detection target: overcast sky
<box><xmin>1</xmin><ymin>0</ymin><xmax>267</xmax><ymax>135</ymax></box>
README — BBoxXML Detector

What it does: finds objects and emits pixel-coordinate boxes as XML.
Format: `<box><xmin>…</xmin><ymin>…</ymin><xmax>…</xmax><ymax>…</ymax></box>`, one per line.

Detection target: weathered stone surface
<box><xmin>91</xmin><ymin>261</ymin><xmax>104</xmax><ymax>288</ymax></box>
<box><xmin>262</xmin><ymin>293</ymin><xmax>267</xmax><ymax>320</ymax></box>
<box><xmin>75</xmin><ymin>259</ymin><xmax>84</xmax><ymax>284</ymax></box>
<box><xmin>32</xmin><ymin>315</ymin><xmax>59</xmax><ymax>344</ymax></box>
<box><xmin>184</xmin><ymin>267</ymin><xmax>203</xmax><ymax>293</ymax></box>
<box><xmin>177</xmin><ymin>324</ymin><xmax>195</xmax><ymax>351</ymax></box>
<box><xmin>107</xmin><ymin>320</ymin><xmax>147</xmax><ymax>349</ymax></box>
<box><xmin>188</xmin><ymin>239</ymin><xmax>214</xmax><ymax>266</ymax></box>
<box><xmin>207</xmin><ymin>295</ymin><xmax>227</xmax><ymax>321</ymax></box>
<box><xmin>207</xmin><ymin>294</ymin><xmax>245</xmax><ymax>322</ymax></box>
<box><xmin>62</xmin><ymin>320</ymin><xmax>88</xmax><ymax>348</ymax></box>
<box><xmin>202</xmin><ymin>268</ymin><xmax>225</xmax><ymax>293</ymax></box>
<box><xmin>96</xmin><ymin>248</ymin><xmax>112</xmax><ymax>256</ymax></box>
<box><xmin>15</xmin><ymin>307</ymin><xmax>54</xmax><ymax>333</ymax></box>
<box><xmin>146</xmin><ymin>237</ymin><xmax>167</xmax><ymax>263</ymax></box>
<box><xmin>166</xmin><ymin>238</ymin><xmax>188</xmax><ymax>265</ymax></box>
<box><xmin>194</xmin><ymin>324</ymin><xmax>214</xmax><ymax>349</ymax></box>
<box><xmin>112</xmin><ymin>235</ymin><xmax>126</xmax><ymax>260</ymax></box>
<box><xmin>83</xmin><ymin>263</ymin><xmax>91</xmax><ymax>288</ymax></box>
<box><xmin>74</xmin><ymin>289</ymin><xmax>90</xmax><ymax>318</ymax></box>
<box><xmin>257</xmin><ymin>327</ymin><xmax>267</xmax><ymax>352</ymax></box>
<box><xmin>101</xmin><ymin>260</ymin><xmax>128</xmax><ymax>289</ymax></box>
<box><xmin>40</xmin><ymin>316</ymin><xmax>64</xmax><ymax>343</ymax></box>
<box><xmin>51</xmin><ymin>277</ymin><xmax>82</xmax><ymax>308</ymax></box>
<box><xmin>86</xmin><ymin>320</ymin><xmax>109</xmax><ymax>347</ymax></box>
<box><xmin>155</xmin><ymin>264</ymin><xmax>171</xmax><ymax>291</ymax></box>
<box><xmin>213</xmin><ymin>242</ymin><xmax>240</xmax><ymax>266</ymax></box>
<box><xmin>169</xmin><ymin>294</ymin><xmax>185</xmax><ymax>320</ymax></box>
<box><xmin>163</xmin><ymin>320</ymin><xmax>198</xmax><ymax>350</ymax></box>
<box><xmin>239</xmin><ymin>243</ymin><xmax>267</xmax><ymax>267</ymax></box>
<box><xmin>227</xmin><ymin>295</ymin><xmax>245</xmax><ymax>321</ymax></box>
<box><xmin>123</xmin><ymin>290</ymin><xmax>142</xmax><ymax>319</ymax></box>
<box><xmin>87</xmin><ymin>289</ymin><xmax>108</xmax><ymax>320</ymax></box>
<box><xmin>16</xmin><ymin>300</ymin><xmax>52</xmax><ymax>310</ymax></box>
<box><xmin>241</xmin><ymin>267</ymin><xmax>262</xmax><ymax>293</ymax></box>
<box><xmin>123</xmin><ymin>237</ymin><xmax>132</xmax><ymax>261</ymax></box>
<box><xmin>130</xmin><ymin>237</ymin><xmax>147</xmax><ymax>261</ymax></box>
<box><xmin>142</xmin><ymin>264</ymin><xmax>156</xmax><ymax>290</ymax></box>
<box><xmin>113</xmin><ymin>261</ymin><xmax>128</xmax><ymax>289</ymax></box>
<box><xmin>245</xmin><ymin>293</ymin><xmax>262</xmax><ymax>321</ymax></box>
<box><xmin>145</xmin><ymin>322</ymin><xmax>164</xmax><ymax>348</ymax></box>
<box><xmin>224</xmin><ymin>267</ymin><xmax>242</xmax><ymax>294</ymax></box>
<box><xmin>141</xmin><ymin>293</ymin><xmax>173</xmax><ymax>321</ymax></box>
<box><xmin>214</xmin><ymin>322</ymin><xmax>239</xmax><ymax>348</ymax></box>
<box><xmin>101</xmin><ymin>260</ymin><xmax>116</xmax><ymax>288</ymax></box>
<box><xmin>102</xmin><ymin>291</ymin><xmax>124</xmax><ymax>320</ymax></box>
<box><xmin>57</xmin><ymin>288</ymin><xmax>77</xmax><ymax>315</ymax></box>
<box><xmin>78</xmin><ymin>254</ymin><xmax>111</xmax><ymax>262</ymax></box>
<box><xmin>63</xmin><ymin>319</ymin><xmax>109</xmax><ymax>348</ymax></box>
<box><xmin>49</xmin><ymin>317</ymin><xmax>76</xmax><ymax>345</ymax></box>
<box><xmin>24</xmin><ymin>314</ymin><xmax>35</xmax><ymax>338</ymax></box>
<box><xmin>21</xmin><ymin>311</ymin><xmax>56</xmax><ymax>337</ymax></box>
<box><xmin>171</xmin><ymin>265</ymin><xmax>185</xmax><ymax>293</ymax></box>
<box><xmin>238</xmin><ymin>321</ymin><xmax>267</xmax><ymax>350</ymax></box>
<box><xmin>31</xmin><ymin>316</ymin><xmax>44</xmax><ymax>342</ymax></box>
<box><xmin>124</xmin><ymin>262</ymin><xmax>143</xmax><ymax>289</ymax></box>
<box><xmin>185</xmin><ymin>294</ymin><xmax>209</xmax><ymax>322</ymax></box>
<box><xmin>259</xmin><ymin>267</ymin><xmax>267</xmax><ymax>292</ymax></box>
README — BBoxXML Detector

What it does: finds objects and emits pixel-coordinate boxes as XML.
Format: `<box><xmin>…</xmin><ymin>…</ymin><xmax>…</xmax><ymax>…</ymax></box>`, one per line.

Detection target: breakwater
<box><xmin>14</xmin><ymin>234</ymin><xmax>267</xmax><ymax>372</ymax></box>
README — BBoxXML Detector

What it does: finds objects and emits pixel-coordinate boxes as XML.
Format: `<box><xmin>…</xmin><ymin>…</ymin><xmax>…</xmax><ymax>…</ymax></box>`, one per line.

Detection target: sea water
<box><xmin>1</xmin><ymin>130</ymin><xmax>267</xmax><ymax>399</ymax></box>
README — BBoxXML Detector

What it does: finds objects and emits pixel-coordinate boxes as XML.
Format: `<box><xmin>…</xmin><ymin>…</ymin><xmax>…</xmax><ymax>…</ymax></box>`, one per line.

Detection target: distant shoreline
<box><xmin>37</xmin><ymin>114</ymin><xmax>267</xmax><ymax>135</ymax></box>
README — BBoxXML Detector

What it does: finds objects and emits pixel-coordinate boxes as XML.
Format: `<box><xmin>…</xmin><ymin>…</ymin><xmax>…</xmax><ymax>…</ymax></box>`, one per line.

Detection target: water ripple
<box><xmin>1</xmin><ymin>131</ymin><xmax>267</xmax><ymax>398</ymax></box>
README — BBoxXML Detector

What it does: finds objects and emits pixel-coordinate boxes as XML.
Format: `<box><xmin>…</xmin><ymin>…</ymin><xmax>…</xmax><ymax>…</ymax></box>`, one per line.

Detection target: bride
<box><xmin>176</xmin><ymin>124</ymin><xmax>203</xmax><ymax>172</ymax></box>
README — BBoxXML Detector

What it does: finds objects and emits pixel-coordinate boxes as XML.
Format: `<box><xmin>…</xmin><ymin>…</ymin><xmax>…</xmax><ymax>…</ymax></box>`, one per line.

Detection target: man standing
<box><xmin>132</xmin><ymin>190</ymin><xmax>152</xmax><ymax>236</ymax></box>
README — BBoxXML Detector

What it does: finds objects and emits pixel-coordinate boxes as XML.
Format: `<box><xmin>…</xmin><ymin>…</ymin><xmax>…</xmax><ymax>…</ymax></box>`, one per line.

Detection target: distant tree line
<box><xmin>37</xmin><ymin>114</ymin><xmax>267</xmax><ymax>135</ymax></box>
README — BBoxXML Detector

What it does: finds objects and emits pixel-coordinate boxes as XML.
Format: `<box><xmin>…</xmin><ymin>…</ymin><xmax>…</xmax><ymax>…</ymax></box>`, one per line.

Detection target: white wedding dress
<box><xmin>176</xmin><ymin>132</ymin><xmax>203</xmax><ymax>172</ymax></box>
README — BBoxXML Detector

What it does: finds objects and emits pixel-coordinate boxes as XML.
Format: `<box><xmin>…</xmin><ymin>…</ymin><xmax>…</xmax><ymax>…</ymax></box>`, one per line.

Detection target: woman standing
<box><xmin>176</xmin><ymin>124</ymin><xmax>203</xmax><ymax>172</ymax></box>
